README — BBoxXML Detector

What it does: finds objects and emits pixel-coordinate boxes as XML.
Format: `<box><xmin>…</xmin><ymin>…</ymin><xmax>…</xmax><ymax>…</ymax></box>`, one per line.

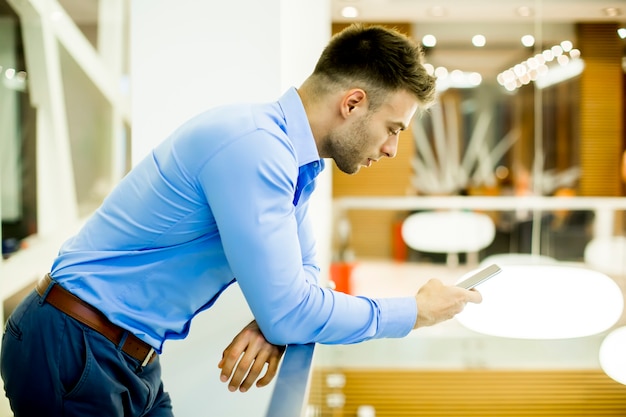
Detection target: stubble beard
<box><xmin>324</xmin><ymin>117</ymin><xmax>370</xmax><ymax>175</ymax></box>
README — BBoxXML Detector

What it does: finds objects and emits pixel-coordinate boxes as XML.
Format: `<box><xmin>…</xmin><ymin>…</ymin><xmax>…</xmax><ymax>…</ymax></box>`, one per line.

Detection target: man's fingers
<box><xmin>227</xmin><ymin>350</ymin><xmax>256</xmax><ymax>391</ymax></box>
<box><xmin>219</xmin><ymin>320</ymin><xmax>286</xmax><ymax>392</ymax></box>
<box><xmin>467</xmin><ymin>288</ymin><xmax>483</xmax><ymax>304</ymax></box>
<box><xmin>255</xmin><ymin>354</ymin><xmax>281</xmax><ymax>388</ymax></box>
<box><xmin>228</xmin><ymin>346</ymin><xmax>283</xmax><ymax>392</ymax></box>
<box><xmin>219</xmin><ymin>341</ymin><xmax>246</xmax><ymax>383</ymax></box>
<box><xmin>238</xmin><ymin>352</ymin><xmax>271</xmax><ymax>392</ymax></box>
<box><xmin>227</xmin><ymin>337</ymin><xmax>268</xmax><ymax>391</ymax></box>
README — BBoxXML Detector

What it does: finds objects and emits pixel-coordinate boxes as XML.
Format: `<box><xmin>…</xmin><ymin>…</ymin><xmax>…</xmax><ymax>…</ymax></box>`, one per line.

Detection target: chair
<box><xmin>401</xmin><ymin>210</ymin><xmax>496</xmax><ymax>267</ymax></box>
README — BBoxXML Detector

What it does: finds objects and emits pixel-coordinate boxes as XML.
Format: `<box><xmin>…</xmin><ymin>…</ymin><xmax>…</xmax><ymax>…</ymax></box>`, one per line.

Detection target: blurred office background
<box><xmin>0</xmin><ymin>0</ymin><xmax>625</xmax><ymax>416</ymax></box>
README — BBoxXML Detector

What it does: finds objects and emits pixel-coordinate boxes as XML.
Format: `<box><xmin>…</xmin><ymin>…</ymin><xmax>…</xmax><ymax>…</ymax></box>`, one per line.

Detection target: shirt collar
<box><xmin>277</xmin><ymin>87</ymin><xmax>321</xmax><ymax>168</ymax></box>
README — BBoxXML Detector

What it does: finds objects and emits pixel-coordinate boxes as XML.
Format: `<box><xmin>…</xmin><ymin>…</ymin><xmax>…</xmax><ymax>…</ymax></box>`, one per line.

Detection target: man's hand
<box><xmin>414</xmin><ymin>279</ymin><xmax>483</xmax><ymax>329</ymax></box>
<box><xmin>218</xmin><ymin>320</ymin><xmax>286</xmax><ymax>392</ymax></box>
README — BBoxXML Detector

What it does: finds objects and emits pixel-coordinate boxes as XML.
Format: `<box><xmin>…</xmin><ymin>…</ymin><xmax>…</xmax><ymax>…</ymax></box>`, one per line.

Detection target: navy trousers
<box><xmin>1</xmin><ymin>290</ymin><xmax>174</xmax><ymax>416</ymax></box>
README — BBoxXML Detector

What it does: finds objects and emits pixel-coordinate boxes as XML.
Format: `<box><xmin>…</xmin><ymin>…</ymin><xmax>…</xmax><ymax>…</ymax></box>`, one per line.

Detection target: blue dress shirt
<box><xmin>50</xmin><ymin>88</ymin><xmax>417</xmax><ymax>352</ymax></box>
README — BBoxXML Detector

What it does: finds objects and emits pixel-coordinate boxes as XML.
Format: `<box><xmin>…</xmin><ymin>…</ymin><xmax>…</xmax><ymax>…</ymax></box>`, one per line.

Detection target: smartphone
<box><xmin>456</xmin><ymin>264</ymin><xmax>502</xmax><ymax>289</ymax></box>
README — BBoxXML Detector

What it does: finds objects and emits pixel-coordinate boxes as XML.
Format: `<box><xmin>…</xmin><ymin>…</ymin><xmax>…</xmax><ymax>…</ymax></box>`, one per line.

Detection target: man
<box><xmin>1</xmin><ymin>23</ymin><xmax>482</xmax><ymax>416</ymax></box>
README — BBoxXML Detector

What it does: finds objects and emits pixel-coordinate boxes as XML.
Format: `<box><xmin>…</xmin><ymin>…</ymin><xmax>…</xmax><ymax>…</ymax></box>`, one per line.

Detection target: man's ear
<box><xmin>340</xmin><ymin>89</ymin><xmax>367</xmax><ymax>118</ymax></box>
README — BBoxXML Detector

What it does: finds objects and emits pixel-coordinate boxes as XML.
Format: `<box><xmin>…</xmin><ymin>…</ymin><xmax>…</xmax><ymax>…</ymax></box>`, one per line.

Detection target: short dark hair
<box><xmin>312</xmin><ymin>23</ymin><xmax>436</xmax><ymax>110</ymax></box>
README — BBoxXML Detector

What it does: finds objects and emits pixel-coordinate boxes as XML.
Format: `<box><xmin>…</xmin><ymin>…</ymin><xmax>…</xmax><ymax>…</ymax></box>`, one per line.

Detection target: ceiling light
<box><xmin>450</xmin><ymin>69</ymin><xmax>464</xmax><ymax>83</ymax></box>
<box><xmin>526</xmin><ymin>57</ymin><xmax>539</xmax><ymax>69</ymax></box>
<box><xmin>472</xmin><ymin>34</ymin><xmax>486</xmax><ymax>47</ymax></box>
<box><xmin>467</xmin><ymin>72</ymin><xmax>482</xmax><ymax>86</ymax></box>
<box><xmin>600</xmin><ymin>326</ymin><xmax>626</xmax><ymax>385</ymax></box>
<box><xmin>513</xmin><ymin>63</ymin><xmax>527</xmax><ymax>77</ymax></box>
<box><xmin>428</xmin><ymin>6</ymin><xmax>446</xmax><ymax>17</ymax></box>
<box><xmin>521</xmin><ymin>35</ymin><xmax>535</xmax><ymax>47</ymax></box>
<box><xmin>542</xmin><ymin>49</ymin><xmax>554</xmax><ymax>62</ymax></box>
<box><xmin>551</xmin><ymin>45</ymin><xmax>564</xmax><ymax>57</ymax></box>
<box><xmin>497</xmin><ymin>42</ymin><xmax>582</xmax><ymax>92</ymax></box>
<box><xmin>434</xmin><ymin>66</ymin><xmax>448</xmax><ymax>78</ymax></box>
<box><xmin>516</xmin><ymin>6</ymin><xmax>533</xmax><ymax>17</ymax></box>
<box><xmin>618</xmin><ymin>28</ymin><xmax>626</xmax><ymax>39</ymax></box>
<box><xmin>560</xmin><ymin>40</ymin><xmax>573</xmax><ymax>52</ymax></box>
<box><xmin>423</xmin><ymin>63</ymin><xmax>435</xmax><ymax>76</ymax></box>
<box><xmin>1</xmin><ymin>68</ymin><xmax>27</xmax><ymax>92</ymax></box>
<box><xmin>602</xmin><ymin>7</ymin><xmax>622</xmax><ymax>17</ymax></box>
<box><xmin>435</xmin><ymin>69</ymin><xmax>483</xmax><ymax>91</ymax></box>
<box><xmin>340</xmin><ymin>6</ymin><xmax>359</xmax><ymax>18</ymax></box>
<box><xmin>422</xmin><ymin>34</ymin><xmax>437</xmax><ymax>48</ymax></box>
<box><xmin>456</xmin><ymin>265</ymin><xmax>623</xmax><ymax>339</ymax></box>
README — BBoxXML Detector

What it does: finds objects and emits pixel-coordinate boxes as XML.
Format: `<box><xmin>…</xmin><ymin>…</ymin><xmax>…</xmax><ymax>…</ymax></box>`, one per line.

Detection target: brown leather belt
<box><xmin>36</xmin><ymin>274</ymin><xmax>156</xmax><ymax>366</ymax></box>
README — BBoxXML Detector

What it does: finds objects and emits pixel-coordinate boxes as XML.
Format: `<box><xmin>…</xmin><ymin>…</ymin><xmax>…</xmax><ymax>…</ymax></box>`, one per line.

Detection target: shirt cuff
<box><xmin>374</xmin><ymin>296</ymin><xmax>417</xmax><ymax>338</ymax></box>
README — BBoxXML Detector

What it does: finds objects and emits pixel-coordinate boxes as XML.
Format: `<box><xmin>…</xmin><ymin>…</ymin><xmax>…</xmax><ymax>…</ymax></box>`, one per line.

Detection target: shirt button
<box><xmin>313</xmin><ymin>161</ymin><xmax>319</xmax><ymax>167</ymax></box>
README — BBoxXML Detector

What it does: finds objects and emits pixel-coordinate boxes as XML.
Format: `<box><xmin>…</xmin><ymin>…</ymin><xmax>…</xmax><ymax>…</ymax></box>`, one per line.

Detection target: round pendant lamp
<box><xmin>479</xmin><ymin>253</ymin><xmax>558</xmax><ymax>267</ymax></box>
<box><xmin>456</xmin><ymin>264</ymin><xmax>624</xmax><ymax>339</ymax></box>
<box><xmin>599</xmin><ymin>326</ymin><xmax>626</xmax><ymax>385</ymax></box>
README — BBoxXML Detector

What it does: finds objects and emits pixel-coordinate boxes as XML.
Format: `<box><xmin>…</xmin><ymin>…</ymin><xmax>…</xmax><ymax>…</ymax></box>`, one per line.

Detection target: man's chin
<box><xmin>333</xmin><ymin>160</ymin><xmax>361</xmax><ymax>175</ymax></box>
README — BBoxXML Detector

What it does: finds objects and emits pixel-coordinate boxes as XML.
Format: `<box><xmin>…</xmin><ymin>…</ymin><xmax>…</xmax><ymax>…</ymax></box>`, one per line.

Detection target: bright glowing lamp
<box><xmin>479</xmin><ymin>253</ymin><xmax>557</xmax><ymax>267</ymax></box>
<box><xmin>600</xmin><ymin>327</ymin><xmax>626</xmax><ymax>385</ymax></box>
<box><xmin>584</xmin><ymin>236</ymin><xmax>626</xmax><ymax>277</ymax></box>
<box><xmin>456</xmin><ymin>265</ymin><xmax>623</xmax><ymax>339</ymax></box>
<box><xmin>401</xmin><ymin>211</ymin><xmax>495</xmax><ymax>267</ymax></box>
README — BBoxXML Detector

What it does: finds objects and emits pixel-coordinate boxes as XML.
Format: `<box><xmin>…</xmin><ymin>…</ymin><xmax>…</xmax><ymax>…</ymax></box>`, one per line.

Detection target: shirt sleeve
<box><xmin>196</xmin><ymin>129</ymin><xmax>416</xmax><ymax>345</ymax></box>
<box><xmin>293</xmin><ymin>197</ymin><xmax>320</xmax><ymax>286</ymax></box>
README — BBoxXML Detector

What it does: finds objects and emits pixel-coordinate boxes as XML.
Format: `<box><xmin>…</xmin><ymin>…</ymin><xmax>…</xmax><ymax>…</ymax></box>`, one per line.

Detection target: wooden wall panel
<box><xmin>309</xmin><ymin>369</ymin><xmax>626</xmax><ymax>417</ymax></box>
<box><xmin>339</xmin><ymin>210</ymin><xmax>408</xmax><ymax>259</ymax></box>
<box><xmin>576</xmin><ymin>23</ymin><xmax>624</xmax><ymax>197</ymax></box>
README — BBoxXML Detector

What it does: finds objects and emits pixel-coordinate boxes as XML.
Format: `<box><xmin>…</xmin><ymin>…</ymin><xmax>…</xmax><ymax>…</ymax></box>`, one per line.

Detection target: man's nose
<box><xmin>381</xmin><ymin>135</ymin><xmax>399</xmax><ymax>158</ymax></box>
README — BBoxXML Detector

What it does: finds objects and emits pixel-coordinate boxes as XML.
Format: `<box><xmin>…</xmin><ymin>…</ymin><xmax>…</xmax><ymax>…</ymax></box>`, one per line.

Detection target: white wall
<box><xmin>130</xmin><ymin>1</ymin><xmax>335</xmax><ymax>153</ymax></box>
<box><xmin>131</xmin><ymin>2</ymin><xmax>330</xmax><ymax>416</ymax></box>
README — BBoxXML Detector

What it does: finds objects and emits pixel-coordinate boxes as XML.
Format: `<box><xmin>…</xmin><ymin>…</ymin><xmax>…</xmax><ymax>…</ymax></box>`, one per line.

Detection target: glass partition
<box><xmin>0</xmin><ymin>0</ymin><xmax>130</xmax><ymax>260</ymax></box>
<box><xmin>322</xmin><ymin>0</ymin><xmax>626</xmax><ymax>415</ymax></box>
<box><xmin>0</xmin><ymin>7</ymin><xmax>35</xmax><ymax>258</ymax></box>
<box><xmin>317</xmin><ymin>198</ymin><xmax>626</xmax><ymax>416</ymax></box>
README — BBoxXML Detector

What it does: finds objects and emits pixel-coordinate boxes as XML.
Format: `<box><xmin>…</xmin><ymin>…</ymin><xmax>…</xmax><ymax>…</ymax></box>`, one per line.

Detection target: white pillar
<box><xmin>131</xmin><ymin>2</ymin><xmax>330</xmax><ymax>416</ymax></box>
<box><xmin>10</xmin><ymin>0</ymin><xmax>78</xmax><ymax>236</ymax></box>
<box><xmin>98</xmin><ymin>0</ymin><xmax>127</xmax><ymax>184</ymax></box>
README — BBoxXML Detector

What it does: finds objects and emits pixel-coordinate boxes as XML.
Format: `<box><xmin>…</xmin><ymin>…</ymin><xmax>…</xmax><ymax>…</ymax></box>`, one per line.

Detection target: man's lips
<box><xmin>365</xmin><ymin>158</ymin><xmax>379</xmax><ymax>167</ymax></box>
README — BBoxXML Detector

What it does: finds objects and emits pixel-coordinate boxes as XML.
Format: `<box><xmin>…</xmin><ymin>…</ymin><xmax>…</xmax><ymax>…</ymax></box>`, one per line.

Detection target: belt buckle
<box><xmin>141</xmin><ymin>347</ymin><xmax>156</xmax><ymax>367</ymax></box>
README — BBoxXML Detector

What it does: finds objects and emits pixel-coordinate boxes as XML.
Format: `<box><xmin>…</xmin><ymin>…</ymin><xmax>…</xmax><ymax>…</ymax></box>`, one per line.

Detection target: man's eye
<box><xmin>389</xmin><ymin>129</ymin><xmax>400</xmax><ymax>136</ymax></box>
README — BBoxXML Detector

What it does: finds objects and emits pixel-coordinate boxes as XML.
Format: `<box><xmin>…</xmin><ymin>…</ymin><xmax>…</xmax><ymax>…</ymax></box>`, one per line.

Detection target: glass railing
<box><xmin>265</xmin><ymin>343</ymin><xmax>316</xmax><ymax>417</ymax></box>
<box><xmin>307</xmin><ymin>195</ymin><xmax>626</xmax><ymax>416</ymax></box>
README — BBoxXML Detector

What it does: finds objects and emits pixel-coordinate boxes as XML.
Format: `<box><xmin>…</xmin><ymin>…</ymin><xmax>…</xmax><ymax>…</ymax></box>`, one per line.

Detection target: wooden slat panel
<box><xmin>576</xmin><ymin>23</ymin><xmax>624</xmax><ymax>197</ymax></box>
<box><xmin>309</xmin><ymin>369</ymin><xmax>626</xmax><ymax>417</ymax></box>
<box><xmin>336</xmin><ymin>210</ymin><xmax>408</xmax><ymax>259</ymax></box>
